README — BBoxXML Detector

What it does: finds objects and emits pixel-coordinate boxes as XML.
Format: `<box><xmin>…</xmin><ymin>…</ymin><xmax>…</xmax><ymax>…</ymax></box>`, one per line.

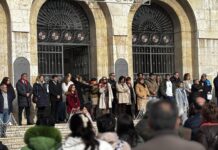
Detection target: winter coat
<box><xmin>108</xmin><ymin>79</ymin><xmax>117</xmax><ymax>98</ymax></box>
<box><xmin>61</xmin><ymin>137</ymin><xmax>113</xmax><ymax>150</ymax></box>
<box><xmin>183</xmin><ymin>80</ymin><xmax>192</xmax><ymax>96</ymax></box>
<box><xmin>116</xmin><ymin>83</ymin><xmax>131</xmax><ymax>104</ymax></box>
<box><xmin>214</xmin><ymin>76</ymin><xmax>218</xmax><ymax>97</ymax></box>
<box><xmin>61</xmin><ymin>81</ymin><xmax>74</xmax><ymax>102</ymax></box>
<box><xmin>0</xmin><ymin>91</ymin><xmax>14</xmax><ymax>113</ymax></box>
<box><xmin>184</xmin><ymin>113</ymin><xmax>202</xmax><ymax>140</ymax></box>
<box><xmin>32</xmin><ymin>82</ymin><xmax>49</xmax><ymax>108</ymax></box>
<box><xmin>16</xmin><ymin>79</ymin><xmax>32</xmax><ymax>107</ymax></box>
<box><xmin>90</xmin><ymin>85</ymin><xmax>99</xmax><ymax>99</ymax></box>
<box><xmin>97</xmin><ymin>132</ymin><xmax>131</xmax><ymax>150</ymax></box>
<box><xmin>49</xmin><ymin>80</ymin><xmax>62</xmax><ymax>102</ymax></box>
<box><xmin>99</xmin><ymin>83</ymin><xmax>113</xmax><ymax>109</ymax></box>
<box><xmin>6</xmin><ymin>85</ymin><xmax>16</xmax><ymax>101</ymax></box>
<box><xmin>196</xmin><ymin>122</ymin><xmax>218</xmax><ymax>150</ymax></box>
<box><xmin>200</xmin><ymin>79</ymin><xmax>212</xmax><ymax>100</ymax></box>
<box><xmin>191</xmin><ymin>84</ymin><xmax>204</xmax><ymax>102</ymax></box>
<box><xmin>159</xmin><ymin>80</ymin><xmax>176</xmax><ymax>98</ymax></box>
<box><xmin>145</xmin><ymin>78</ymin><xmax>158</xmax><ymax>96</ymax></box>
<box><xmin>66</xmin><ymin>92</ymin><xmax>80</xmax><ymax>113</ymax></box>
<box><xmin>175</xmin><ymin>88</ymin><xmax>189</xmax><ymax>116</ymax></box>
<box><xmin>134</xmin><ymin>131</ymin><xmax>205</xmax><ymax>150</ymax></box>
<box><xmin>135</xmin><ymin>83</ymin><xmax>149</xmax><ymax>100</ymax></box>
<box><xmin>170</xmin><ymin>76</ymin><xmax>181</xmax><ymax>85</ymax></box>
<box><xmin>72</xmin><ymin>78</ymin><xmax>91</xmax><ymax>107</ymax></box>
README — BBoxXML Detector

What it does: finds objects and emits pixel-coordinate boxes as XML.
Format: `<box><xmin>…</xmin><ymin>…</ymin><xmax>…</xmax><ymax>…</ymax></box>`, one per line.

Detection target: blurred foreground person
<box><xmin>196</xmin><ymin>102</ymin><xmax>218</xmax><ymax>150</ymax></box>
<box><xmin>62</xmin><ymin>113</ymin><xmax>112</xmax><ymax>150</ymax></box>
<box><xmin>117</xmin><ymin>114</ymin><xmax>143</xmax><ymax>148</ymax></box>
<box><xmin>62</xmin><ymin>113</ymin><xmax>113</xmax><ymax>150</ymax></box>
<box><xmin>184</xmin><ymin>97</ymin><xmax>206</xmax><ymax>140</ymax></box>
<box><xmin>134</xmin><ymin>100</ymin><xmax>205</xmax><ymax>150</ymax></box>
<box><xmin>97</xmin><ymin>114</ymin><xmax>131</xmax><ymax>150</ymax></box>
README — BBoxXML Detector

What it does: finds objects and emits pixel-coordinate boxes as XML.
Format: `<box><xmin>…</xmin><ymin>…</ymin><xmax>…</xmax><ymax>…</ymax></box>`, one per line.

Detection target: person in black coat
<box><xmin>33</xmin><ymin>75</ymin><xmax>50</xmax><ymax>123</ymax></box>
<box><xmin>49</xmin><ymin>75</ymin><xmax>62</xmax><ymax>123</ymax></box>
<box><xmin>16</xmin><ymin>73</ymin><xmax>32</xmax><ymax>125</ymax></box>
<box><xmin>108</xmin><ymin>73</ymin><xmax>118</xmax><ymax>116</ymax></box>
<box><xmin>213</xmin><ymin>73</ymin><xmax>218</xmax><ymax>105</ymax></box>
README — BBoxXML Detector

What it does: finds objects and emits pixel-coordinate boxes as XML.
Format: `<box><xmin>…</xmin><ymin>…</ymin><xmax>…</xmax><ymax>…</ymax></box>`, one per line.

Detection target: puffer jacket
<box><xmin>196</xmin><ymin>122</ymin><xmax>218</xmax><ymax>150</ymax></box>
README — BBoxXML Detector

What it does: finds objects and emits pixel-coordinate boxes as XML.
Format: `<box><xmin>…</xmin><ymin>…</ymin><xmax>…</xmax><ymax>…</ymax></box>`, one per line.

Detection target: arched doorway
<box><xmin>132</xmin><ymin>4</ymin><xmax>174</xmax><ymax>76</ymax></box>
<box><xmin>37</xmin><ymin>0</ymin><xmax>90</xmax><ymax>79</ymax></box>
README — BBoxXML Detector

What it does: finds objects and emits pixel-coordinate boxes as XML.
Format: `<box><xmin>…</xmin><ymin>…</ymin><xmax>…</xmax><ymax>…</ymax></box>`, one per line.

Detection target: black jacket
<box><xmin>33</xmin><ymin>82</ymin><xmax>49</xmax><ymax>107</ymax></box>
<box><xmin>49</xmin><ymin>80</ymin><xmax>62</xmax><ymax>102</ymax></box>
<box><xmin>191</xmin><ymin>84</ymin><xmax>204</xmax><ymax>102</ymax></box>
<box><xmin>159</xmin><ymin>80</ymin><xmax>176</xmax><ymax>98</ymax></box>
<box><xmin>16</xmin><ymin>79</ymin><xmax>32</xmax><ymax>107</ymax></box>
<box><xmin>0</xmin><ymin>91</ymin><xmax>14</xmax><ymax>113</ymax></box>
<box><xmin>213</xmin><ymin>76</ymin><xmax>218</xmax><ymax>97</ymax></box>
<box><xmin>72</xmin><ymin>78</ymin><xmax>90</xmax><ymax>107</ymax></box>
<box><xmin>196</xmin><ymin>123</ymin><xmax>218</xmax><ymax>150</ymax></box>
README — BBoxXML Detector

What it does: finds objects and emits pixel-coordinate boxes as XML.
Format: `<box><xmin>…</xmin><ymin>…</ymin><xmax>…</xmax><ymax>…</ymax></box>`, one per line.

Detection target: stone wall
<box><xmin>0</xmin><ymin>2</ymin><xmax>9</xmax><ymax>79</ymax></box>
<box><xmin>188</xmin><ymin>0</ymin><xmax>218</xmax><ymax>80</ymax></box>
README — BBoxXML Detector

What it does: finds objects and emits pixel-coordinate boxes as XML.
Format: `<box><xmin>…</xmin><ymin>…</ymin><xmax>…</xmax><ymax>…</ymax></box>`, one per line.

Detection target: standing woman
<box><xmin>66</xmin><ymin>84</ymin><xmax>80</xmax><ymax>115</ymax></box>
<box><xmin>175</xmin><ymin>81</ymin><xmax>189</xmax><ymax>124</ymax></box>
<box><xmin>62</xmin><ymin>73</ymin><xmax>74</xmax><ymax>103</ymax></box>
<box><xmin>135</xmin><ymin>77</ymin><xmax>149</xmax><ymax>112</ymax></box>
<box><xmin>126</xmin><ymin>77</ymin><xmax>136</xmax><ymax>117</ymax></box>
<box><xmin>1</xmin><ymin>77</ymin><xmax>16</xmax><ymax>101</ymax></box>
<box><xmin>116</xmin><ymin>76</ymin><xmax>130</xmax><ymax>115</ymax></box>
<box><xmin>99</xmin><ymin>77</ymin><xmax>113</xmax><ymax>114</ymax></box>
<box><xmin>183</xmin><ymin>73</ymin><xmax>193</xmax><ymax>102</ymax></box>
<box><xmin>32</xmin><ymin>75</ymin><xmax>50</xmax><ymax>123</ymax></box>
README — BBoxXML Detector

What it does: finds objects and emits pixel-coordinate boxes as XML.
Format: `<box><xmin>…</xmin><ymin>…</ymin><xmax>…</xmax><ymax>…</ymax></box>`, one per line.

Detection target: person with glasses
<box><xmin>0</xmin><ymin>84</ymin><xmax>14</xmax><ymax>131</ymax></box>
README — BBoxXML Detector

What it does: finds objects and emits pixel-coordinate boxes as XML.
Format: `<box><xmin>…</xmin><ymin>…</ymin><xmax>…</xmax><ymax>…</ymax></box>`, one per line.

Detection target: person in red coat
<box><xmin>66</xmin><ymin>84</ymin><xmax>80</xmax><ymax>115</ymax></box>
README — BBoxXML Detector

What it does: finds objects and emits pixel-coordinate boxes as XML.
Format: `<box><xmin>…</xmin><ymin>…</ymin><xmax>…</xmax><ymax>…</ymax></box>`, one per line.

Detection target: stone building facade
<box><xmin>0</xmin><ymin>0</ymin><xmax>218</xmax><ymax>84</ymax></box>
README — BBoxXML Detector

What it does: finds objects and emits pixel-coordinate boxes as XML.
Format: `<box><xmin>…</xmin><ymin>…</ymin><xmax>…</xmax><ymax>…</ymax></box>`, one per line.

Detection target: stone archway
<box><xmin>0</xmin><ymin>0</ymin><xmax>11</xmax><ymax>79</ymax></box>
<box><xmin>30</xmin><ymin>0</ymin><xmax>109</xmax><ymax>80</ymax></box>
<box><xmin>128</xmin><ymin>0</ymin><xmax>197</xmax><ymax>78</ymax></box>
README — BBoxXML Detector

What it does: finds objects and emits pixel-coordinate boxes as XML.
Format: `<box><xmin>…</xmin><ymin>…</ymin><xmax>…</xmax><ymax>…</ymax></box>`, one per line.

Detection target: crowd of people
<box><xmin>0</xmin><ymin>71</ymin><xmax>218</xmax><ymax>149</ymax></box>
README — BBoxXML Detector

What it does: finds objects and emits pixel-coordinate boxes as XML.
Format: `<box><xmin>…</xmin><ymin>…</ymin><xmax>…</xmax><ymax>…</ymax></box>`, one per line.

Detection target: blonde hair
<box><xmin>35</xmin><ymin>75</ymin><xmax>44</xmax><ymax>83</ymax></box>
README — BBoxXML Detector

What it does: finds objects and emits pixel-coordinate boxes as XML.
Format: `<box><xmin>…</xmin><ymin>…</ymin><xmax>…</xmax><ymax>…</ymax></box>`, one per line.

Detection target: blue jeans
<box><xmin>0</xmin><ymin>109</ymin><xmax>9</xmax><ymax>137</ymax></box>
<box><xmin>0</xmin><ymin>109</ymin><xmax>9</xmax><ymax>123</ymax></box>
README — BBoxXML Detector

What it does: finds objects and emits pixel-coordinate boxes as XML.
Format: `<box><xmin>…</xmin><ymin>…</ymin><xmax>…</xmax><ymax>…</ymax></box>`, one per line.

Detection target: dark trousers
<box><xmin>51</xmin><ymin>100</ymin><xmax>63</xmax><ymax>123</ymax></box>
<box><xmin>112</xmin><ymin>98</ymin><xmax>118</xmax><ymax>116</ymax></box>
<box><xmin>166</xmin><ymin>96</ymin><xmax>175</xmax><ymax>104</ymax></box>
<box><xmin>118</xmin><ymin>104</ymin><xmax>127</xmax><ymax>115</ymax></box>
<box><xmin>18</xmin><ymin>106</ymin><xmax>30</xmax><ymax>125</ymax></box>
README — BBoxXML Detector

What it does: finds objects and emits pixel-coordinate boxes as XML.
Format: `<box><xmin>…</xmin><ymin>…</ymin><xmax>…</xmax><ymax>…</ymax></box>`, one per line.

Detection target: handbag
<box><xmin>207</xmin><ymin>93</ymin><xmax>212</xmax><ymax>100</ymax></box>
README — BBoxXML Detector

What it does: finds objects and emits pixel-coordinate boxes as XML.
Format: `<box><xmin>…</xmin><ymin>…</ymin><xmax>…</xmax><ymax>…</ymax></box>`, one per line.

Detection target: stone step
<box><xmin>0</xmin><ymin>120</ymin><xmax>140</xmax><ymax>150</ymax></box>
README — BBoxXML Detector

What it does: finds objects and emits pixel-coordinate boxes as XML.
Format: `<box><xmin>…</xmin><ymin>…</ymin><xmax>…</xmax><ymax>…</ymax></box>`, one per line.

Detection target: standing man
<box><xmin>145</xmin><ymin>73</ymin><xmax>158</xmax><ymax>101</ymax></box>
<box><xmin>160</xmin><ymin>74</ymin><xmax>176</xmax><ymax>103</ymax></box>
<box><xmin>49</xmin><ymin>75</ymin><xmax>62</xmax><ymax>123</ymax></box>
<box><xmin>108</xmin><ymin>73</ymin><xmax>117</xmax><ymax>115</ymax></box>
<box><xmin>170</xmin><ymin>72</ymin><xmax>181</xmax><ymax>85</ymax></box>
<box><xmin>16</xmin><ymin>73</ymin><xmax>32</xmax><ymax>125</ymax></box>
<box><xmin>213</xmin><ymin>73</ymin><xmax>218</xmax><ymax>105</ymax></box>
